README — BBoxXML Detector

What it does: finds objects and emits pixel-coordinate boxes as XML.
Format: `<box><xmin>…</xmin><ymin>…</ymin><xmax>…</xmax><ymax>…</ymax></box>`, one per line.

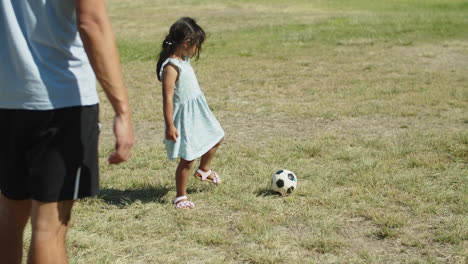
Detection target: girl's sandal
<box><xmin>173</xmin><ymin>196</ymin><xmax>195</xmax><ymax>209</ymax></box>
<box><xmin>194</xmin><ymin>169</ymin><xmax>222</xmax><ymax>185</ymax></box>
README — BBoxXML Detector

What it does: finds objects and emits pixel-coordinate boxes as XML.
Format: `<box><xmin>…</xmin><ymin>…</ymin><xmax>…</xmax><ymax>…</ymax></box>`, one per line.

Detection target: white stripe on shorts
<box><xmin>73</xmin><ymin>166</ymin><xmax>82</xmax><ymax>200</ymax></box>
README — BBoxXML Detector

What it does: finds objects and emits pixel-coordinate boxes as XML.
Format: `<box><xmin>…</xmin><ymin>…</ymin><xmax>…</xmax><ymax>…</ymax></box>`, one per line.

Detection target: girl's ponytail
<box><xmin>156</xmin><ymin>35</ymin><xmax>176</xmax><ymax>81</ymax></box>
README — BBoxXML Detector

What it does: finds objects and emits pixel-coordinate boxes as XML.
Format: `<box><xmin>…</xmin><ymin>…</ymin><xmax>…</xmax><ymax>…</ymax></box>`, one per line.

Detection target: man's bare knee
<box><xmin>30</xmin><ymin>200</ymin><xmax>74</xmax><ymax>238</ymax></box>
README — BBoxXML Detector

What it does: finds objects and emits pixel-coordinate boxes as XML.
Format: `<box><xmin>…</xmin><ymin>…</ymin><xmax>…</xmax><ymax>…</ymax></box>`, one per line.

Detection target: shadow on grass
<box><xmin>99</xmin><ymin>186</ymin><xmax>171</xmax><ymax>207</ymax></box>
<box><xmin>186</xmin><ymin>183</ymin><xmax>215</xmax><ymax>194</ymax></box>
<box><xmin>255</xmin><ymin>188</ymin><xmax>280</xmax><ymax>197</ymax></box>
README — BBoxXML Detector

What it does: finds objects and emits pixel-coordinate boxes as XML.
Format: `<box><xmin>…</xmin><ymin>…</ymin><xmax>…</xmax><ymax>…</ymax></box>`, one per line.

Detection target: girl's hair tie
<box><xmin>164</xmin><ymin>40</ymin><xmax>173</xmax><ymax>46</ymax></box>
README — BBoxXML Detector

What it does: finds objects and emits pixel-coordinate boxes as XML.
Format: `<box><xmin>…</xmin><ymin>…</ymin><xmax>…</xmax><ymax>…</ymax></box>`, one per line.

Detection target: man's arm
<box><xmin>75</xmin><ymin>0</ymin><xmax>134</xmax><ymax>164</ymax></box>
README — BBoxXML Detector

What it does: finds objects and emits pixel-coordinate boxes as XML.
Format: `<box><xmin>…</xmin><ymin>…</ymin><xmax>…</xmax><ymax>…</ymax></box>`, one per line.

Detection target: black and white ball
<box><xmin>271</xmin><ymin>169</ymin><xmax>297</xmax><ymax>195</ymax></box>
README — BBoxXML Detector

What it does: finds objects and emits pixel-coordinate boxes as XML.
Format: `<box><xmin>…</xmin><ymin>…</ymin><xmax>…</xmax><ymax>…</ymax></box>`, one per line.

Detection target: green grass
<box><xmin>23</xmin><ymin>0</ymin><xmax>468</xmax><ymax>263</ymax></box>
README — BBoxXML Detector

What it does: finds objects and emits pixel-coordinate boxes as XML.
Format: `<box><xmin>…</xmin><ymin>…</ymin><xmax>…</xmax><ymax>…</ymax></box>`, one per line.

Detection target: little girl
<box><xmin>156</xmin><ymin>17</ymin><xmax>224</xmax><ymax>209</ymax></box>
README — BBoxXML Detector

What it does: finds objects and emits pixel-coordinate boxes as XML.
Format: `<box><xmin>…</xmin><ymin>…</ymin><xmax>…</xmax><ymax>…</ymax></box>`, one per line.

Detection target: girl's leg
<box><xmin>198</xmin><ymin>138</ymin><xmax>224</xmax><ymax>172</ymax></box>
<box><xmin>175</xmin><ymin>158</ymin><xmax>194</xmax><ymax>198</ymax></box>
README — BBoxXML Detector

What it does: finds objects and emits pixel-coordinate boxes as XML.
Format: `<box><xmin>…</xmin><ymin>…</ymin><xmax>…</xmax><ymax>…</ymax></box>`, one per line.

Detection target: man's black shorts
<box><xmin>0</xmin><ymin>104</ymin><xmax>100</xmax><ymax>202</ymax></box>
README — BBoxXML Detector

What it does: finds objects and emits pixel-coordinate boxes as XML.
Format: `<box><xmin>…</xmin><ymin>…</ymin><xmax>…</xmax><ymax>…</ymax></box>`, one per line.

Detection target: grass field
<box><xmin>24</xmin><ymin>0</ymin><xmax>467</xmax><ymax>263</ymax></box>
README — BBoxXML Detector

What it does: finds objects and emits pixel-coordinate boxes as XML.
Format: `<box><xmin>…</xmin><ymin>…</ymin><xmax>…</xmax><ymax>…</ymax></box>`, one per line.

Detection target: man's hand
<box><xmin>108</xmin><ymin>114</ymin><xmax>134</xmax><ymax>164</ymax></box>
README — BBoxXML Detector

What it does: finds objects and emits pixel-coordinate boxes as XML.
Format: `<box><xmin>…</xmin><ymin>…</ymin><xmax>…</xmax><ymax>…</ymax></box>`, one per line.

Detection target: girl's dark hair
<box><xmin>156</xmin><ymin>17</ymin><xmax>206</xmax><ymax>81</ymax></box>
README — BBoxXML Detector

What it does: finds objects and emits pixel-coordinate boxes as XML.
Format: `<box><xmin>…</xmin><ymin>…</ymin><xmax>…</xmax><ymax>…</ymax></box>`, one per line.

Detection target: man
<box><xmin>0</xmin><ymin>0</ymin><xmax>134</xmax><ymax>263</ymax></box>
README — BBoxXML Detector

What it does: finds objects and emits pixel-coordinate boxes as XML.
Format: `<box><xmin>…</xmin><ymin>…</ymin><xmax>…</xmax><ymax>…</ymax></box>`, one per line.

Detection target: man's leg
<box><xmin>0</xmin><ymin>194</ymin><xmax>31</xmax><ymax>264</ymax></box>
<box><xmin>28</xmin><ymin>200</ymin><xmax>74</xmax><ymax>264</ymax></box>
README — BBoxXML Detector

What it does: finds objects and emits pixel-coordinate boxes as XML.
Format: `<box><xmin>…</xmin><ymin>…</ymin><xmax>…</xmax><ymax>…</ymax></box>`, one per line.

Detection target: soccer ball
<box><xmin>271</xmin><ymin>169</ymin><xmax>297</xmax><ymax>195</ymax></box>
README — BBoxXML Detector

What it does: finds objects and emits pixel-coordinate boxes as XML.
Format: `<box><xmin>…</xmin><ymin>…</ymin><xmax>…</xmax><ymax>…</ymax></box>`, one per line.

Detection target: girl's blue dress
<box><xmin>159</xmin><ymin>57</ymin><xmax>224</xmax><ymax>161</ymax></box>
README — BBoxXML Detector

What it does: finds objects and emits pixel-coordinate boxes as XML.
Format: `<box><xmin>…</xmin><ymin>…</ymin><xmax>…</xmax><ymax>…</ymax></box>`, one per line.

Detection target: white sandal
<box><xmin>173</xmin><ymin>196</ymin><xmax>195</xmax><ymax>209</ymax></box>
<box><xmin>194</xmin><ymin>169</ymin><xmax>221</xmax><ymax>184</ymax></box>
